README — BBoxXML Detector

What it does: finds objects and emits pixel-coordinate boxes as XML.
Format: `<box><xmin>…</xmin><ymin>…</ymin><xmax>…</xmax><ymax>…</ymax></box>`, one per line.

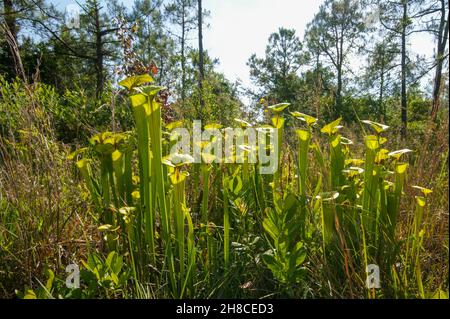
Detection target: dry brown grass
<box><xmin>0</xmin><ymin>87</ymin><xmax>98</xmax><ymax>298</ymax></box>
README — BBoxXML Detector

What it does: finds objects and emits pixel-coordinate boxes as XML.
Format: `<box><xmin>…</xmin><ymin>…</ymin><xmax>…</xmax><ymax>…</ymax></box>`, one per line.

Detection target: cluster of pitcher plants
<box><xmin>68</xmin><ymin>74</ymin><xmax>433</xmax><ymax>298</ymax></box>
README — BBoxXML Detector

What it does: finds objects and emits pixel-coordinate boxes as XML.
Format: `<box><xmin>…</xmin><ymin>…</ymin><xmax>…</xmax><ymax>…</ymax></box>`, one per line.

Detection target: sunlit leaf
<box><xmin>267</xmin><ymin>102</ymin><xmax>290</xmax><ymax>113</ymax></box>
<box><xmin>388</xmin><ymin>149</ymin><xmax>414</xmax><ymax>160</ymax></box>
<box><xmin>361</xmin><ymin>120</ymin><xmax>389</xmax><ymax>134</ymax></box>
<box><xmin>165</xmin><ymin>120</ymin><xmax>184</xmax><ymax>131</ymax></box>
<box><xmin>395</xmin><ymin>162</ymin><xmax>409</xmax><ymax>174</ymax></box>
<box><xmin>415</xmin><ymin>196</ymin><xmax>426</xmax><ymax>207</ymax></box>
<box><xmin>76</xmin><ymin>158</ymin><xmax>89</xmax><ymax>169</ymax></box>
<box><xmin>296</xmin><ymin>129</ymin><xmax>311</xmax><ymax>141</ymax></box>
<box><xmin>136</xmin><ymin>85</ymin><xmax>165</xmax><ymax>97</ymax></box>
<box><xmin>201</xmin><ymin>152</ymin><xmax>216</xmax><ymax>164</ymax></box>
<box><xmin>169</xmin><ymin>170</ymin><xmax>189</xmax><ymax>184</ymax></box>
<box><xmin>204</xmin><ymin>123</ymin><xmax>223</xmax><ymax>130</ymax></box>
<box><xmin>131</xmin><ymin>191</ymin><xmax>140</xmax><ymax>200</ymax></box>
<box><xmin>271</xmin><ymin>116</ymin><xmax>285</xmax><ymax>128</ymax></box>
<box><xmin>98</xmin><ymin>224</ymin><xmax>113</xmax><ymax>231</ymax></box>
<box><xmin>290</xmin><ymin>111</ymin><xmax>317</xmax><ymax>126</ymax></box>
<box><xmin>345</xmin><ymin>158</ymin><xmax>365</xmax><ymax>166</ymax></box>
<box><xmin>365</xmin><ymin>135</ymin><xmax>380</xmax><ymax>150</ymax></box>
<box><xmin>234</xmin><ymin>118</ymin><xmax>252</xmax><ymax>127</ymax></box>
<box><xmin>164</xmin><ymin>153</ymin><xmax>195</xmax><ymax>167</ymax></box>
<box><xmin>112</xmin><ymin>149</ymin><xmax>122</xmax><ymax>162</ymax></box>
<box><xmin>23</xmin><ymin>290</ymin><xmax>37</xmax><ymax>299</ymax></box>
<box><xmin>412</xmin><ymin>185</ymin><xmax>433</xmax><ymax>196</ymax></box>
<box><xmin>321</xmin><ymin>118</ymin><xmax>342</xmax><ymax>135</ymax></box>
<box><xmin>375</xmin><ymin>149</ymin><xmax>389</xmax><ymax>163</ymax></box>
<box><xmin>340</xmin><ymin>136</ymin><xmax>353</xmax><ymax>145</ymax></box>
<box><xmin>316</xmin><ymin>191</ymin><xmax>339</xmax><ymax>201</ymax></box>
<box><xmin>342</xmin><ymin>166</ymin><xmax>364</xmax><ymax>175</ymax></box>
<box><xmin>118</xmin><ymin>74</ymin><xmax>154</xmax><ymax>91</ymax></box>
<box><xmin>67</xmin><ymin>147</ymin><xmax>88</xmax><ymax>160</ymax></box>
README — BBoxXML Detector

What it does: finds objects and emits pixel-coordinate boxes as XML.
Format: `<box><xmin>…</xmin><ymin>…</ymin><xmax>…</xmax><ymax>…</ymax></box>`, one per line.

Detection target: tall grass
<box><xmin>68</xmin><ymin>75</ymin><xmax>447</xmax><ymax>298</ymax></box>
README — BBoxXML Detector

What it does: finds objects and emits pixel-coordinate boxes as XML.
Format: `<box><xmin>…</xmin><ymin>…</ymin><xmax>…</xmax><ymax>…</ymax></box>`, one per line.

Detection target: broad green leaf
<box><xmin>415</xmin><ymin>196</ymin><xmax>426</xmax><ymax>207</ymax></box>
<box><xmin>165</xmin><ymin>153</ymin><xmax>194</xmax><ymax>166</ymax></box>
<box><xmin>204</xmin><ymin>123</ymin><xmax>223</xmax><ymax>130</ymax></box>
<box><xmin>112</xmin><ymin>149</ymin><xmax>122</xmax><ymax>162</ymax></box>
<box><xmin>412</xmin><ymin>185</ymin><xmax>433</xmax><ymax>196</ymax></box>
<box><xmin>379</xmin><ymin>136</ymin><xmax>388</xmax><ymax>144</ymax></box>
<box><xmin>23</xmin><ymin>290</ymin><xmax>37</xmax><ymax>299</ymax></box>
<box><xmin>165</xmin><ymin>120</ymin><xmax>184</xmax><ymax>131</ymax></box>
<box><xmin>93</xmin><ymin>143</ymin><xmax>115</xmax><ymax>155</ymax></box>
<box><xmin>290</xmin><ymin>111</ymin><xmax>317</xmax><ymax>126</ymax></box>
<box><xmin>129</xmin><ymin>92</ymin><xmax>147</xmax><ymax>108</ymax></box>
<box><xmin>136</xmin><ymin>85</ymin><xmax>165</xmax><ymax>97</ymax></box>
<box><xmin>201</xmin><ymin>152</ymin><xmax>216</xmax><ymax>164</ymax></box>
<box><xmin>331</xmin><ymin>134</ymin><xmax>341</xmax><ymax>148</ymax></box>
<box><xmin>365</xmin><ymin>135</ymin><xmax>380</xmax><ymax>150</ymax></box>
<box><xmin>262</xmin><ymin>251</ymin><xmax>281</xmax><ymax>277</ymax></box>
<box><xmin>296</xmin><ymin>129</ymin><xmax>311</xmax><ymax>141</ymax></box>
<box><xmin>118</xmin><ymin>74</ymin><xmax>153</xmax><ymax>91</ymax></box>
<box><xmin>67</xmin><ymin>147</ymin><xmax>88</xmax><ymax>160</ymax></box>
<box><xmin>395</xmin><ymin>162</ymin><xmax>408</xmax><ymax>174</ymax></box>
<box><xmin>375</xmin><ymin>148</ymin><xmax>389</xmax><ymax>163</ymax></box>
<box><xmin>106</xmin><ymin>251</ymin><xmax>117</xmax><ymax>269</ymax></box>
<box><xmin>340</xmin><ymin>136</ymin><xmax>353</xmax><ymax>145</ymax></box>
<box><xmin>169</xmin><ymin>170</ymin><xmax>189</xmax><ymax>184</ymax></box>
<box><xmin>361</xmin><ymin>120</ymin><xmax>389</xmax><ymax>134</ymax></box>
<box><xmin>345</xmin><ymin>158</ymin><xmax>364</xmax><ymax>166</ymax></box>
<box><xmin>119</xmin><ymin>206</ymin><xmax>136</xmax><ymax>215</ymax></box>
<box><xmin>229</xmin><ymin>175</ymin><xmax>243</xmax><ymax>194</ymax></box>
<box><xmin>98</xmin><ymin>224</ymin><xmax>116</xmax><ymax>231</ymax></box>
<box><xmin>294</xmin><ymin>248</ymin><xmax>306</xmax><ymax>266</ymax></box>
<box><xmin>321</xmin><ymin>118</ymin><xmax>342</xmax><ymax>135</ymax></box>
<box><xmin>431</xmin><ymin>289</ymin><xmax>448</xmax><ymax>299</ymax></box>
<box><xmin>388</xmin><ymin>149</ymin><xmax>413</xmax><ymax>160</ymax></box>
<box><xmin>267</xmin><ymin>102</ymin><xmax>290</xmax><ymax>113</ymax></box>
<box><xmin>112</xmin><ymin>254</ymin><xmax>123</xmax><ymax>274</ymax></box>
<box><xmin>76</xmin><ymin>158</ymin><xmax>89</xmax><ymax>169</ymax></box>
<box><xmin>45</xmin><ymin>269</ymin><xmax>55</xmax><ymax>292</ymax></box>
<box><xmin>131</xmin><ymin>191</ymin><xmax>140</xmax><ymax>200</ymax></box>
<box><xmin>342</xmin><ymin>166</ymin><xmax>364</xmax><ymax>176</ymax></box>
<box><xmin>262</xmin><ymin>213</ymin><xmax>279</xmax><ymax>240</ymax></box>
<box><xmin>110</xmin><ymin>272</ymin><xmax>119</xmax><ymax>285</ymax></box>
<box><xmin>271</xmin><ymin>116</ymin><xmax>285</xmax><ymax>128</ymax></box>
<box><xmin>234</xmin><ymin>118</ymin><xmax>252</xmax><ymax>127</ymax></box>
<box><xmin>316</xmin><ymin>191</ymin><xmax>339</xmax><ymax>201</ymax></box>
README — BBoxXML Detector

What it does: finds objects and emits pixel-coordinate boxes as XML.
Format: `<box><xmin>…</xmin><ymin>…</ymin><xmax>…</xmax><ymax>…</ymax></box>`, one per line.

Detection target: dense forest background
<box><xmin>0</xmin><ymin>0</ymin><xmax>448</xmax><ymax>299</ymax></box>
<box><xmin>1</xmin><ymin>0</ymin><xmax>448</xmax><ymax>137</ymax></box>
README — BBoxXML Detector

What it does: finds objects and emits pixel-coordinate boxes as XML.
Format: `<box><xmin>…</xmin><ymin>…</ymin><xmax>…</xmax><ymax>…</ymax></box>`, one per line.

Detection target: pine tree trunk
<box><xmin>400</xmin><ymin>0</ymin><xmax>408</xmax><ymax>138</ymax></box>
<box><xmin>181</xmin><ymin>4</ymin><xmax>186</xmax><ymax>108</ymax></box>
<box><xmin>198</xmin><ymin>0</ymin><xmax>205</xmax><ymax>117</ymax></box>
<box><xmin>94</xmin><ymin>2</ymin><xmax>104</xmax><ymax>99</ymax></box>
<box><xmin>336</xmin><ymin>65</ymin><xmax>343</xmax><ymax>117</ymax></box>
<box><xmin>430</xmin><ymin>1</ymin><xmax>449</xmax><ymax>121</ymax></box>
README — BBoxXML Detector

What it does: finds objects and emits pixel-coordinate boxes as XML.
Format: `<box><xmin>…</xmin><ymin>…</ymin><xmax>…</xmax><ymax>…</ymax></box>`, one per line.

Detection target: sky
<box><xmin>199</xmin><ymin>0</ymin><xmax>325</xmax><ymax>88</ymax></box>
<box><xmin>53</xmin><ymin>0</ymin><xmax>436</xmax><ymax>94</ymax></box>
